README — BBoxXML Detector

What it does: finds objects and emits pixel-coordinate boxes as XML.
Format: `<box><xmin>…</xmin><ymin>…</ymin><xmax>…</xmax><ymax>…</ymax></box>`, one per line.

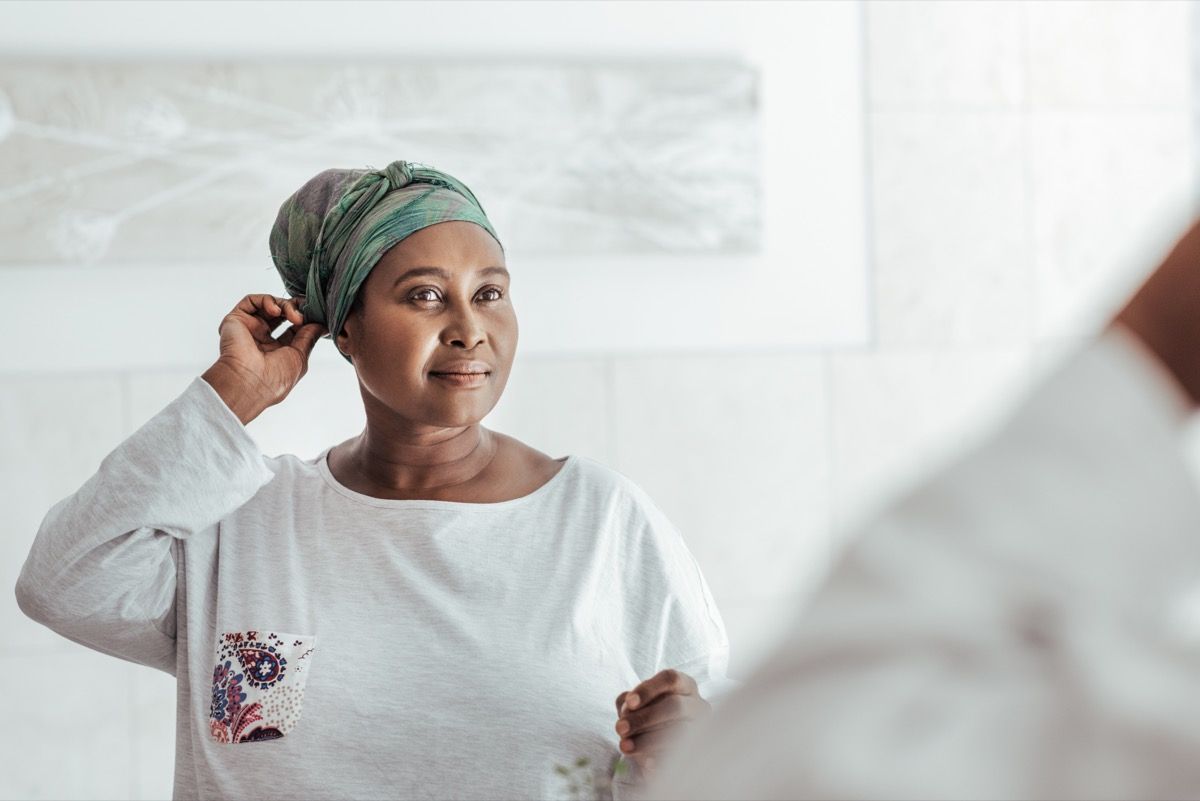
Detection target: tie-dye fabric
<box><xmin>268</xmin><ymin>159</ymin><xmax>503</xmax><ymax>363</ymax></box>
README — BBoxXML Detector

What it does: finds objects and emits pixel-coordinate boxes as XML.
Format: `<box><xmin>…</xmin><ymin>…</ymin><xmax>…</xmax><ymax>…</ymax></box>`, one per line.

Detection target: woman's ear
<box><xmin>337</xmin><ymin>293</ymin><xmax>365</xmax><ymax>360</ymax></box>
<box><xmin>335</xmin><ymin>317</ymin><xmax>354</xmax><ymax>359</ymax></box>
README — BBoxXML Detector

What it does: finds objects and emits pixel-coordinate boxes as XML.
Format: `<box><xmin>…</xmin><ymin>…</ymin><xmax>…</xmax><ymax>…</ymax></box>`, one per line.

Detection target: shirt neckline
<box><xmin>314</xmin><ymin>447</ymin><xmax>576</xmax><ymax>510</ymax></box>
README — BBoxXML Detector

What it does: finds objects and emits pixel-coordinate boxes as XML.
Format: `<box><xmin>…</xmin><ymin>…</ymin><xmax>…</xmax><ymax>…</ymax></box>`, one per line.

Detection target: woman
<box><xmin>15</xmin><ymin>160</ymin><xmax>733</xmax><ymax>800</ymax></box>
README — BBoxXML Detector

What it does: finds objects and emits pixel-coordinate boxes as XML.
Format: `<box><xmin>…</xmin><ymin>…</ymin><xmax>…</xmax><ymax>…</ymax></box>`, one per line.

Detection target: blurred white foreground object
<box><xmin>647</xmin><ymin>319</ymin><xmax>1200</xmax><ymax>800</ymax></box>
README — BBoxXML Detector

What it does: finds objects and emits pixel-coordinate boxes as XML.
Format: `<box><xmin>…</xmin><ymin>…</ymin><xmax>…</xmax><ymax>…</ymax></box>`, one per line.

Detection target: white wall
<box><xmin>1</xmin><ymin>2</ymin><xmax>1196</xmax><ymax>799</ymax></box>
<box><xmin>0</xmin><ymin>0</ymin><xmax>869</xmax><ymax>371</ymax></box>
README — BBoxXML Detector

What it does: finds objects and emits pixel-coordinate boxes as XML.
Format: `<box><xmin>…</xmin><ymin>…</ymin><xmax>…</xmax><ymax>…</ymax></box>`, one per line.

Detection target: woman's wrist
<box><xmin>201</xmin><ymin>361</ymin><xmax>272</xmax><ymax>426</ymax></box>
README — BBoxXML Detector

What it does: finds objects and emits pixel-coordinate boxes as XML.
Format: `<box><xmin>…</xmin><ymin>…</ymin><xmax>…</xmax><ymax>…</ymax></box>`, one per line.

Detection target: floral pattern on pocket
<box><xmin>209</xmin><ymin>629</ymin><xmax>316</xmax><ymax>745</ymax></box>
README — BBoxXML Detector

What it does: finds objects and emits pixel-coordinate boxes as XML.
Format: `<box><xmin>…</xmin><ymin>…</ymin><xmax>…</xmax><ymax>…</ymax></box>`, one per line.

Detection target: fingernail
<box><xmin>627</xmin><ymin>693</ymin><xmax>640</xmax><ymax>709</ymax></box>
<box><xmin>616</xmin><ymin>720</ymin><xmax>629</xmax><ymax>735</ymax></box>
<box><xmin>621</xmin><ymin>738</ymin><xmax>634</xmax><ymax>752</ymax></box>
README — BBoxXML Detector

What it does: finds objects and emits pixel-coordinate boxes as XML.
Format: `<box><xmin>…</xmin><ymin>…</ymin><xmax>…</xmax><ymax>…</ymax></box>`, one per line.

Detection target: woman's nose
<box><xmin>442</xmin><ymin>305</ymin><xmax>487</xmax><ymax>349</ymax></box>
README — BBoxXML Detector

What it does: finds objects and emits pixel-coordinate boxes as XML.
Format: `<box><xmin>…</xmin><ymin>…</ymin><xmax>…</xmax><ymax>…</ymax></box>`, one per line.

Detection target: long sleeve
<box><xmin>647</xmin><ymin>324</ymin><xmax>1200</xmax><ymax>800</ymax></box>
<box><xmin>14</xmin><ymin>376</ymin><xmax>275</xmax><ymax>676</ymax></box>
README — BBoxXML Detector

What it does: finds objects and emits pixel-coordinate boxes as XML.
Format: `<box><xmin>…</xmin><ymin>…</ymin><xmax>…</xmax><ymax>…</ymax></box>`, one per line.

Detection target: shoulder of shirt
<box><xmin>568</xmin><ymin>455</ymin><xmax>681</xmax><ymax>531</ymax></box>
<box><xmin>252</xmin><ymin>449</ymin><xmax>323</xmax><ymax>483</ymax></box>
<box><xmin>566</xmin><ymin>454</ymin><xmax>648</xmax><ymax>501</ymax></box>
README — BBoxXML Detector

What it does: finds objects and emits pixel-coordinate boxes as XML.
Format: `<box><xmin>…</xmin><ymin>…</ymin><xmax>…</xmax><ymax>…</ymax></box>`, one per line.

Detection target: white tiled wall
<box><xmin>3</xmin><ymin>2</ymin><xmax>1196</xmax><ymax>798</ymax></box>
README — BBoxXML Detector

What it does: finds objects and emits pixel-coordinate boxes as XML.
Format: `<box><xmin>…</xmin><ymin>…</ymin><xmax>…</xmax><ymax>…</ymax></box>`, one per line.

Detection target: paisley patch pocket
<box><xmin>208</xmin><ymin>629</ymin><xmax>317</xmax><ymax>745</ymax></box>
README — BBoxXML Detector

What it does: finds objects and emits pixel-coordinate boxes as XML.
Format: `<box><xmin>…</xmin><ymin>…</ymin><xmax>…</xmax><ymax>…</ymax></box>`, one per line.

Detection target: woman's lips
<box><xmin>429</xmin><ymin>371</ymin><xmax>490</xmax><ymax>388</ymax></box>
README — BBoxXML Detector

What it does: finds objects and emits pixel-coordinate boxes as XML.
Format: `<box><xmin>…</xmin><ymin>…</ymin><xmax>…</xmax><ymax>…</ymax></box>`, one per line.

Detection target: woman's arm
<box><xmin>15</xmin><ymin>292</ymin><xmax>322</xmax><ymax>675</ymax></box>
<box><xmin>14</xmin><ymin>374</ymin><xmax>275</xmax><ymax>675</ymax></box>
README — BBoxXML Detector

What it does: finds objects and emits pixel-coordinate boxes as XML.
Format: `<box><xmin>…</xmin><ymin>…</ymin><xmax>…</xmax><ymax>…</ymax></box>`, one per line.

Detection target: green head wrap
<box><xmin>269</xmin><ymin>159</ymin><xmax>503</xmax><ymax>364</ymax></box>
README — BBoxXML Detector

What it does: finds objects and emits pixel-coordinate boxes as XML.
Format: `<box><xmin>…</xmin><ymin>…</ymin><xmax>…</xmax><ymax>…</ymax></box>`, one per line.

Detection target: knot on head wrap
<box><xmin>269</xmin><ymin>159</ymin><xmax>503</xmax><ymax>364</ymax></box>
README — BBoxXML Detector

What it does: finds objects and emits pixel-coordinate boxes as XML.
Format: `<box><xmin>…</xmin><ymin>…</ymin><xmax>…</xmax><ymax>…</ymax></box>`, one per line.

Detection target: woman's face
<box><xmin>336</xmin><ymin>220</ymin><xmax>516</xmax><ymax>428</ymax></box>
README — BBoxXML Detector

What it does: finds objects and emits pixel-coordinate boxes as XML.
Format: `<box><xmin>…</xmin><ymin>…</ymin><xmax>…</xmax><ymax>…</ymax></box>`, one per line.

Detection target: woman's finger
<box><xmin>619</xmin><ymin>695</ymin><xmax>686</xmax><ymax>738</ymax></box>
<box><xmin>278</xmin><ymin>319</ymin><xmax>324</xmax><ymax>348</ymax></box>
<box><xmin>290</xmin><ymin>323</ymin><xmax>326</xmax><ymax>360</ymax></box>
<box><xmin>235</xmin><ymin>293</ymin><xmax>278</xmax><ymax>318</ymax></box>
<box><xmin>622</xmin><ymin>669</ymin><xmax>699</xmax><ymax>714</ymax></box>
<box><xmin>236</xmin><ymin>294</ymin><xmax>290</xmax><ymax>327</ymax></box>
<box><xmin>618</xmin><ymin>694</ymin><xmax>699</xmax><ymax>738</ymax></box>
<box><xmin>619</xmin><ymin>725</ymin><xmax>678</xmax><ymax>759</ymax></box>
<box><xmin>232</xmin><ymin>294</ymin><xmax>292</xmax><ymax>340</ymax></box>
<box><xmin>279</xmin><ymin>296</ymin><xmax>306</xmax><ymax>327</ymax></box>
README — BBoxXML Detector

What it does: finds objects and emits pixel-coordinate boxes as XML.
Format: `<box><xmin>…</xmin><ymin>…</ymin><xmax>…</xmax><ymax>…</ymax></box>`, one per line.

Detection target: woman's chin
<box><xmin>423</xmin><ymin>402</ymin><xmax>495</xmax><ymax>429</ymax></box>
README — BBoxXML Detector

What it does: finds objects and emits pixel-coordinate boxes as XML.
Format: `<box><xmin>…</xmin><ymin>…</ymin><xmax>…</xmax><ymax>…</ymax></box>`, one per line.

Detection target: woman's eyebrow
<box><xmin>392</xmin><ymin>266</ymin><xmax>509</xmax><ymax>286</ymax></box>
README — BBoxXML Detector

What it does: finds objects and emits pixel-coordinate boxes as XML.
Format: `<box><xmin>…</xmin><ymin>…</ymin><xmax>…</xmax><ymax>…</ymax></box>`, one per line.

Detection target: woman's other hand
<box><xmin>614</xmin><ymin>669</ymin><xmax>712</xmax><ymax>782</ymax></box>
<box><xmin>201</xmin><ymin>294</ymin><xmax>328</xmax><ymax>425</ymax></box>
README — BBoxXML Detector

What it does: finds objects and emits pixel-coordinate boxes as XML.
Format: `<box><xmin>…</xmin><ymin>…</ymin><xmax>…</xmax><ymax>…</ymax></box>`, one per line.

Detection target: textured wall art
<box><xmin>0</xmin><ymin>60</ymin><xmax>760</xmax><ymax>266</ymax></box>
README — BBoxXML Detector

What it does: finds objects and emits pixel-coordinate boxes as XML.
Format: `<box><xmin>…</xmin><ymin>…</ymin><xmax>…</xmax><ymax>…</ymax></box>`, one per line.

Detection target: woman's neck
<box><xmin>334</xmin><ymin>424</ymin><xmax>499</xmax><ymax>496</ymax></box>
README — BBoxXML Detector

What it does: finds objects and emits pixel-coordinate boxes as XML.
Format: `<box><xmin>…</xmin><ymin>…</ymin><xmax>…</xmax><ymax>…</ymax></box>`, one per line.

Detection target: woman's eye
<box><xmin>410</xmin><ymin>288</ymin><xmax>441</xmax><ymax>302</ymax></box>
<box><xmin>408</xmin><ymin>287</ymin><xmax>503</xmax><ymax>304</ymax></box>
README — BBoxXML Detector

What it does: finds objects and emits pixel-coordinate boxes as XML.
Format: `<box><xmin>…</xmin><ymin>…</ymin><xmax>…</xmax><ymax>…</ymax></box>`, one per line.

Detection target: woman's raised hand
<box><xmin>201</xmin><ymin>294</ymin><xmax>328</xmax><ymax>426</ymax></box>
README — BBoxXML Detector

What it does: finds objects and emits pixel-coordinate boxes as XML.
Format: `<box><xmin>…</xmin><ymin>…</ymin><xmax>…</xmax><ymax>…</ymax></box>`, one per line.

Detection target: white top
<box><xmin>648</xmin><ymin>325</ymin><xmax>1200</xmax><ymax>800</ymax></box>
<box><xmin>15</xmin><ymin>375</ymin><xmax>733</xmax><ymax>801</ymax></box>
